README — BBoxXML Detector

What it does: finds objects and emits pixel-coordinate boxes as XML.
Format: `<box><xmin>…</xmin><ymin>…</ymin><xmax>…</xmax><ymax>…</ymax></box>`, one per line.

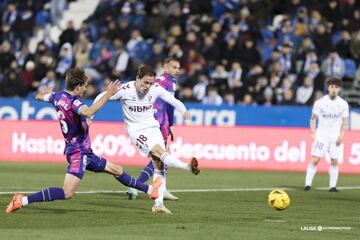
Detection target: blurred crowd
<box><xmin>1</xmin><ymin>0</ymin><xmax>360</xmax><ymax>106</ymax></box>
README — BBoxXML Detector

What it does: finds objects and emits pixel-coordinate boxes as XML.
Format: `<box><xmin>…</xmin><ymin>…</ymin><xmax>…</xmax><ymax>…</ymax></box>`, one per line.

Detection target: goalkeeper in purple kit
<box><xmin>126</xmin><ymin>58</ymin><xmax>180</xmax><ymax>201</ymax></box>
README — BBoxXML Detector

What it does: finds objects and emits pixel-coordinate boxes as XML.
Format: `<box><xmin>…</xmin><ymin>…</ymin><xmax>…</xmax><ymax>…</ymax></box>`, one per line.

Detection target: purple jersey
<box><xmin>153</xmin><ymin>72</ymin><xmax>176</xmax><ymax>142</ymax></box>
<box><xmin>49</xmin><ymin>91</ymin><xmax>91</xmax><ymax>155</ymax></box>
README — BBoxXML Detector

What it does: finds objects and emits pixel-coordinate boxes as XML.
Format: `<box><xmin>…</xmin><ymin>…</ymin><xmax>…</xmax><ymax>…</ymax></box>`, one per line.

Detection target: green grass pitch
<box><xmin>0</xmin><ymin>162</ymin><xmax>359</xmax><ymax>240</ymax></box>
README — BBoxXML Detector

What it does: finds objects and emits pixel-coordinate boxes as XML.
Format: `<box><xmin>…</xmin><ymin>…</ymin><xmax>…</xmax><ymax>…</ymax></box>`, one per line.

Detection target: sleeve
<box><xmin>72</xmin><ymin>98</ymin><xmax>85</xmax><ymax>114</ymax></box>
<box><xmin>312</xmin><ymin>100</ymin><xmax>320</xmax><ymax>116</ymax></box>
<box><xmin>342</xmin><ymin>102</ymin><xmax>349</xmax><ymax>118</ymax></box>
<box><xmin>166</xmin><ymin>102</ymin><xmax>175</xmax><ymax>126</ymax></box>
<box><xmin>45</xmin><ymin>93</ymin><xmax>55</xmax><ymax>103</ymax></box>
<box><xmin>155</xmin><ymin>85</ymin><xmax>187</xmax><ymax>115</ymax></box>
<box><xmin>93</xmin><ymin>90</ymin><xmax>122</xmax><ymax>104</ymax></box>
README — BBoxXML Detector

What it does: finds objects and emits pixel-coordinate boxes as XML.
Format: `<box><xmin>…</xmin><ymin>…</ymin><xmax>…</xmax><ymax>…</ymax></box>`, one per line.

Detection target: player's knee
<box><xmin>330</xmin><ymin>160</ymin><xmax>338</xmax><ymax>166</ymax></box>
<box><xmin>311</xmin><ymin>157</ymin><xmax>320</xmax><ymax>165</ymax></box>
<box><xmin>150</xmin><ymin>144</ymin><xmax>165</xmax><ymax>159</ymax></box>
<box><xmin>64</xmin><ymin>189</ymin><xmax>76</xmax><ymax>199</ymax></box>
<box><xmin>112</xmin><ymin>165</ymin><xmax>123</xmax><ymax>176</ymax></box>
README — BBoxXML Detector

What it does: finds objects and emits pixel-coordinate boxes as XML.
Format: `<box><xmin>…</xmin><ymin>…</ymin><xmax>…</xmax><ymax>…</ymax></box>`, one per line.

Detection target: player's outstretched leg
<box><xmin>6</xmin><ymin>188</ymin><xmax>66</xmax><ymax>213</ymax></box>
<box><xmin>159</xmin><ymin>152</ymin><xmax>201</xmax><ymax>175</ymax></box>
<box><xmin>126</xmin><ymin>160</ymin><xmax>154</xmax><ymax>200</ymax></box>
<box><xmin>115</xmin><ymin>171</ymin><xmax>161</xmax><ymax>199</ymax></box>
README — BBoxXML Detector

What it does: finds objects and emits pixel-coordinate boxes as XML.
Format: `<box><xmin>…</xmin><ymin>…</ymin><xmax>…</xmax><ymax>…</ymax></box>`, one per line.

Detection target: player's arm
<box><xmin>166</xmin><ymin>103</ymin><xmax>175</xmax><ymax>140</ymax></box>
<box><xmin>310</xmin><ymin>113</ymin><xmax>317</xmax><ymax>136</ymax></box>
<box><xmin>79</xmin><ymin>80</ymin><xmax>121</xmax><ymax>118</ymax></box>
<box><xmin>35</xmin><ymin>87</ymin><xmax>53</xmax><ymax>102</ymax></box>
<box><xmin>156</xmin><ymin>85</ymin><xmax>190</xmax><ymax>120</ymax></box>
<box><xmin>337</xmin><ymin>103</ymin><xmax>350</xmax><ymax>146</ymax></box>
<box><xmin>310</xmin><ymin>101</ymin><xmax>320</xmax><ymax>140</ymax></box>
<box><xmin>336</xmin><ymin>117</ymin><xmax>349</xmax><ymax>146</ymax></box>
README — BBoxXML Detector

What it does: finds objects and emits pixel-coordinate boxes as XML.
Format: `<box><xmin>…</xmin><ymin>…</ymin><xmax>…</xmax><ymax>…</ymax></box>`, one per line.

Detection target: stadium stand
<box><xmin>0</xmin><ymin>0</ymin><xmax>360</xmax><ymax>106</ymax></box>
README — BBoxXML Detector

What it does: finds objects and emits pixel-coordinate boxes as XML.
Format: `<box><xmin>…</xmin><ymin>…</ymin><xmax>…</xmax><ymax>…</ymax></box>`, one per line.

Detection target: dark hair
<box><xmin>327</xmin><ymin>77</ymin><xmax>342</xmax><ymax>87</ymax></box>
<box><xmin>65</xmin><ymin>67</ymin><xmax>88</xmax><ymax>90</ymax></box>
<box><xmin>164</xmin><ymin>57</ymin><xmax>179</xmax><ymax>65</ymax></box>
<box><xmin>136</xmin><ymin>64</ymin><xmax>156</xmax><ymax>79</ymax></box>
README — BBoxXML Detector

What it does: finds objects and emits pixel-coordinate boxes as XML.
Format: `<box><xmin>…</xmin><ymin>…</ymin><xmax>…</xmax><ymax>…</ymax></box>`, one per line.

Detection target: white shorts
<box><xmin>128</xmin><ymin>127</ymin><xmax>165</xmax><ymax>157</ymax></box>
<box><xmin>311</xmin><ymin>137</ymin><xmax>341</xmax><ymax>160</ymax></box>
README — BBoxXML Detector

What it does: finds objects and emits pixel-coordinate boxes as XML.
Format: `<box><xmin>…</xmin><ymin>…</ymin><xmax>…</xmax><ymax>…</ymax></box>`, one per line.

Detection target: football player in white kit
<box><xmin>305</xmin><ymin>78</ymin><xmax>349</xmax><ymax>192</ymax></box>
<box><xmin>94</xmin><ymin>65</ymin><xmax>200</xmax><ymax>213</ymax></box>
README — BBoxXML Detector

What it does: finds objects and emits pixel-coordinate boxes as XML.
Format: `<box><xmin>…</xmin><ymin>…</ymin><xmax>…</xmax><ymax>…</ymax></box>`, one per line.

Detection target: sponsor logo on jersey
<box><xmin>129</xmin><ymin>105</ymin><xmax>152</xmax><ymax>112</ymax></box>
<box><xmin>322</xmin><ymin>113</ymin><xmax>341</xmax><ymax>119</ymax></box>
<box><xmin>73</xmin><ymin>99</ymin><xmax>82</xmax><ymax>107</ymax></box>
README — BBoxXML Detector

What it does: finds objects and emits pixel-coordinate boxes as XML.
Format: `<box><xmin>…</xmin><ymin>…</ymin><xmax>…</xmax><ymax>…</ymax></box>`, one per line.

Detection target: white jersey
<box><xmin>312</xmin><ymin>95</ymin><xmax>349</xmax><ymax>141</ymax></box>
<box><xmin>96</xmin><ymin>81</ymin><xmax>187</xmax><ymax>134</ymax></box>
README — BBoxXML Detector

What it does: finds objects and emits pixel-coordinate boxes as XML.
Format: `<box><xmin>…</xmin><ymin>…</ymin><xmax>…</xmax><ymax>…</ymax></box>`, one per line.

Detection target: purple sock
<box><xmin>137</xmin><ymin>160</ymin><xmax>154</xmax><ymax>183</ymax></box>
<box><xmin>116</xmin><ymin>172</ymin><xmax>149</xmax><ymax>193</ymax></box>
<box><xmin>28</xmin><ymin>188</ymin><xmax>65</xmax><ymax>203</ymax></box>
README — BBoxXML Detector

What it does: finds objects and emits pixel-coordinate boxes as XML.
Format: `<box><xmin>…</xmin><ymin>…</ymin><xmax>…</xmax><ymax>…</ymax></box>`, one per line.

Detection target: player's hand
<box><xmin>336</xmin><ymin>136</ymin><xmax>343</xmax><ymax>146</ymax></box>
<box><xmin>105</xmin><ymin>80</ymin><xmax>121</xmax><ymax>97</ymax></box>
<box><xmin>183</xmin><ymin>111</ymin><xmax>191</xmax><ymax>120</ymax></box>
<box><xmin>40</xmin><ymin>86</ymin><xmax>53</xmax><ymax>94</ymax></box>
<box><xmin>169</xmin><ymin>127</ymin><xmax>174</xmax><ymax>141</ymax></box>
<box><xmin>35</xmin><ymin>87</ymin><xmax>53</xmax><ymax>100</ymax></box>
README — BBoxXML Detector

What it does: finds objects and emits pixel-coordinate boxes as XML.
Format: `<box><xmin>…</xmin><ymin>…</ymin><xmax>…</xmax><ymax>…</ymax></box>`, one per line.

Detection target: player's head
<box><xmin>327</xmin><ymin>77</ymin><xmax>342</xmax><ymax>99</ymax></box>
<box><xmin>135</xmin><ymin>64</ymin><xmax>156</xmax><ymax>94</ymax></box>
<box><xmin>65</xmin><ymin>67</ymin><xmax>88</xmax><ymax>97</ymax></box>
<box><xmin>164</xmin><ymin>57</ymin><xmax>180</xmax><ymax>78</ymax></box>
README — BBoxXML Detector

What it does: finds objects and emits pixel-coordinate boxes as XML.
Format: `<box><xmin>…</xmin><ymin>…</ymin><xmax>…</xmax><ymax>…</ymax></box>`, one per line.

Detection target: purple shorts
<box><xmin>66</xmin><ymin>151</ymin><xmax>106</xmax><ymax>179</ymax></box>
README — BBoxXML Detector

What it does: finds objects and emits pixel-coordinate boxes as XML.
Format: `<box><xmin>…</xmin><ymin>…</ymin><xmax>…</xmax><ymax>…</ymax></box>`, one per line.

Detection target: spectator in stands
<box><xmin>306</xmin><ymin>62</ymin><xmax>325</xmax><ymax>92</ymax></box>
<box><xmin>210</xmin><ymin>64</ymin><xmax>228</xmax><ymax>93</ymax></box>
<box><xmin>59</xmin><ymin>20</ymin><xmax>77</xmax><ymax>47</ymax></box>
<box><xmin>177</xmin><ymin>86</ymin><xmax>197</xmax><ymax>103</ymax></box>
<box><xmin>110</xmin><ymin>39</ymin><xmax>130</xmax><ymax>80</ymax></box>
<box><xmin>56</xmin><ymin>43</ymin><xmax>73</xmax><ymax>79</ymax></box>
<box><xmin>0</xmin><ymin>40</ymin><xmax>15</xmax><ymax>73</ymax></box>
<box><xmin>38</xmin><ymin>69</ymin><xmax>58</xmax><ymax>91</ymax></box>
<box><xmin>350</xmin><ymin>30</ymin><xmax>360</xmax><ymax>64</ymax></box>
<box><xmin>321</xmin><ymin>49</ymin><xmax>345</xmax><ymax>79</ymax></box>
<box><xmin>193</xmin><ymin>74</ymin><xmax>209</xmax><ymax>102</ymax></box>
<box><xmin>223</xmin><ymin>91</ymin><xmax>235</xmax><ymax>105</ymax></box>
<box><xmin>20</xmin><ymin>60</ymin><xmax>36</xmax><ymax>93</ymax></box>
<box><xmin>202</xmin><ymin>86</ymin><xmax>223</xmax><ymax>105</ymax></box>
<box><xmin>73</xmin><ymin>32</ymin><xmax>92</xmax><ymax>69</ymax></box>
<box><xmin>280</xmin><ymin>89</ymin><xmax>296</xmax><ymax>105</ymax></box>
<box><xmin>312</xmin><ymin>24</ymin><xmax>332</xmax><ymax>60</ymax></box>
<box><xmin>1</xmin><ymin>70</ymin><xmax>26</xmax><ymax>97</ymax></box>
<box><xmin>296</xmin><ymin>76</ymin><xmax>315</xmax><ymax>105</ymax></box>
<box><xmin>336</xmin><ymin>30</ymin><xmax>352</xmax><ymax>59</ymax></box>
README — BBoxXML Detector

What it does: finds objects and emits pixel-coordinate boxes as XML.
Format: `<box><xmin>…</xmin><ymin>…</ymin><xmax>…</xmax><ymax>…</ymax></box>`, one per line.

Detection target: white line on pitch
<box><xmin>0</xmin><ymin>186</ymin><xmax>360</xmax><ymax>195</ymax></box>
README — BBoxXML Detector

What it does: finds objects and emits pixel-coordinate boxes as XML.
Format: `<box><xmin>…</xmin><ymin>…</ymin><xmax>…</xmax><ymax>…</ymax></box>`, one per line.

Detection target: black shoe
<box><xmin>304</xmin><ymin>186</ymin><xmax>311</xmax><ymax>191</ymax></box>
<box><xmin>329</xmin><ymin>187</ymin><xmax>339</xmax><ymax>192</ymax></box>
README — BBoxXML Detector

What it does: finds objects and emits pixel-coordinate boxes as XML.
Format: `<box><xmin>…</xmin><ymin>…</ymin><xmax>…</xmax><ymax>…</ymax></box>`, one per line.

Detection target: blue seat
<box><xmin>332</xmin><ymin>31</ymin><xmax>341</xmax><ymax>46</ymax></box>
<box><xmin>344</xmin><ymin>58</ymin><xmax>356</xmax><ymax>78</ymax></box>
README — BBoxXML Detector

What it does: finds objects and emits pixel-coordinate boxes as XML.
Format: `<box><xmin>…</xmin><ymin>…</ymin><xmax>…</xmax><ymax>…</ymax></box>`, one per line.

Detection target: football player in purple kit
<box><xmin>6</xmin><ymin>67</ymin><xmax>161</xmax><ymax>214</ymax></box>
<box><xmin>126</xmin><ymin>58</ymin><xmax>180</xmax><ymax>201</ymax></box>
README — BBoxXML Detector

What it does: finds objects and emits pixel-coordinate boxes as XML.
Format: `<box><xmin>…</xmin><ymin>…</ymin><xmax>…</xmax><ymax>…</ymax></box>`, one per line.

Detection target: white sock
<box><xmin>160</xmin><ymin>152</ymin><xmax>190</xmax><ymax>171</ymax></box>
<box><xmin>329</xmin><ymin>165</ymin><xmax>339</xmax><ymax>188</ymax></box>
<box><xmin>153</xmin><ymin>169</ymin><xmax>165</xmax><ymax>206</ymax></box>
<box><xmin>147</xmin><ymin>186</ymin><xmax>153</xmax><ymax>195</ymax></box>
<box><xmin>305</xmin><ymin>163</ymin><xmax>317</xmax><ymax>187</ymax></box>
<box><xmin>21</xmin><ymin>196</ymin><xmax>29</xmax><ymax>206</ymax></box>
